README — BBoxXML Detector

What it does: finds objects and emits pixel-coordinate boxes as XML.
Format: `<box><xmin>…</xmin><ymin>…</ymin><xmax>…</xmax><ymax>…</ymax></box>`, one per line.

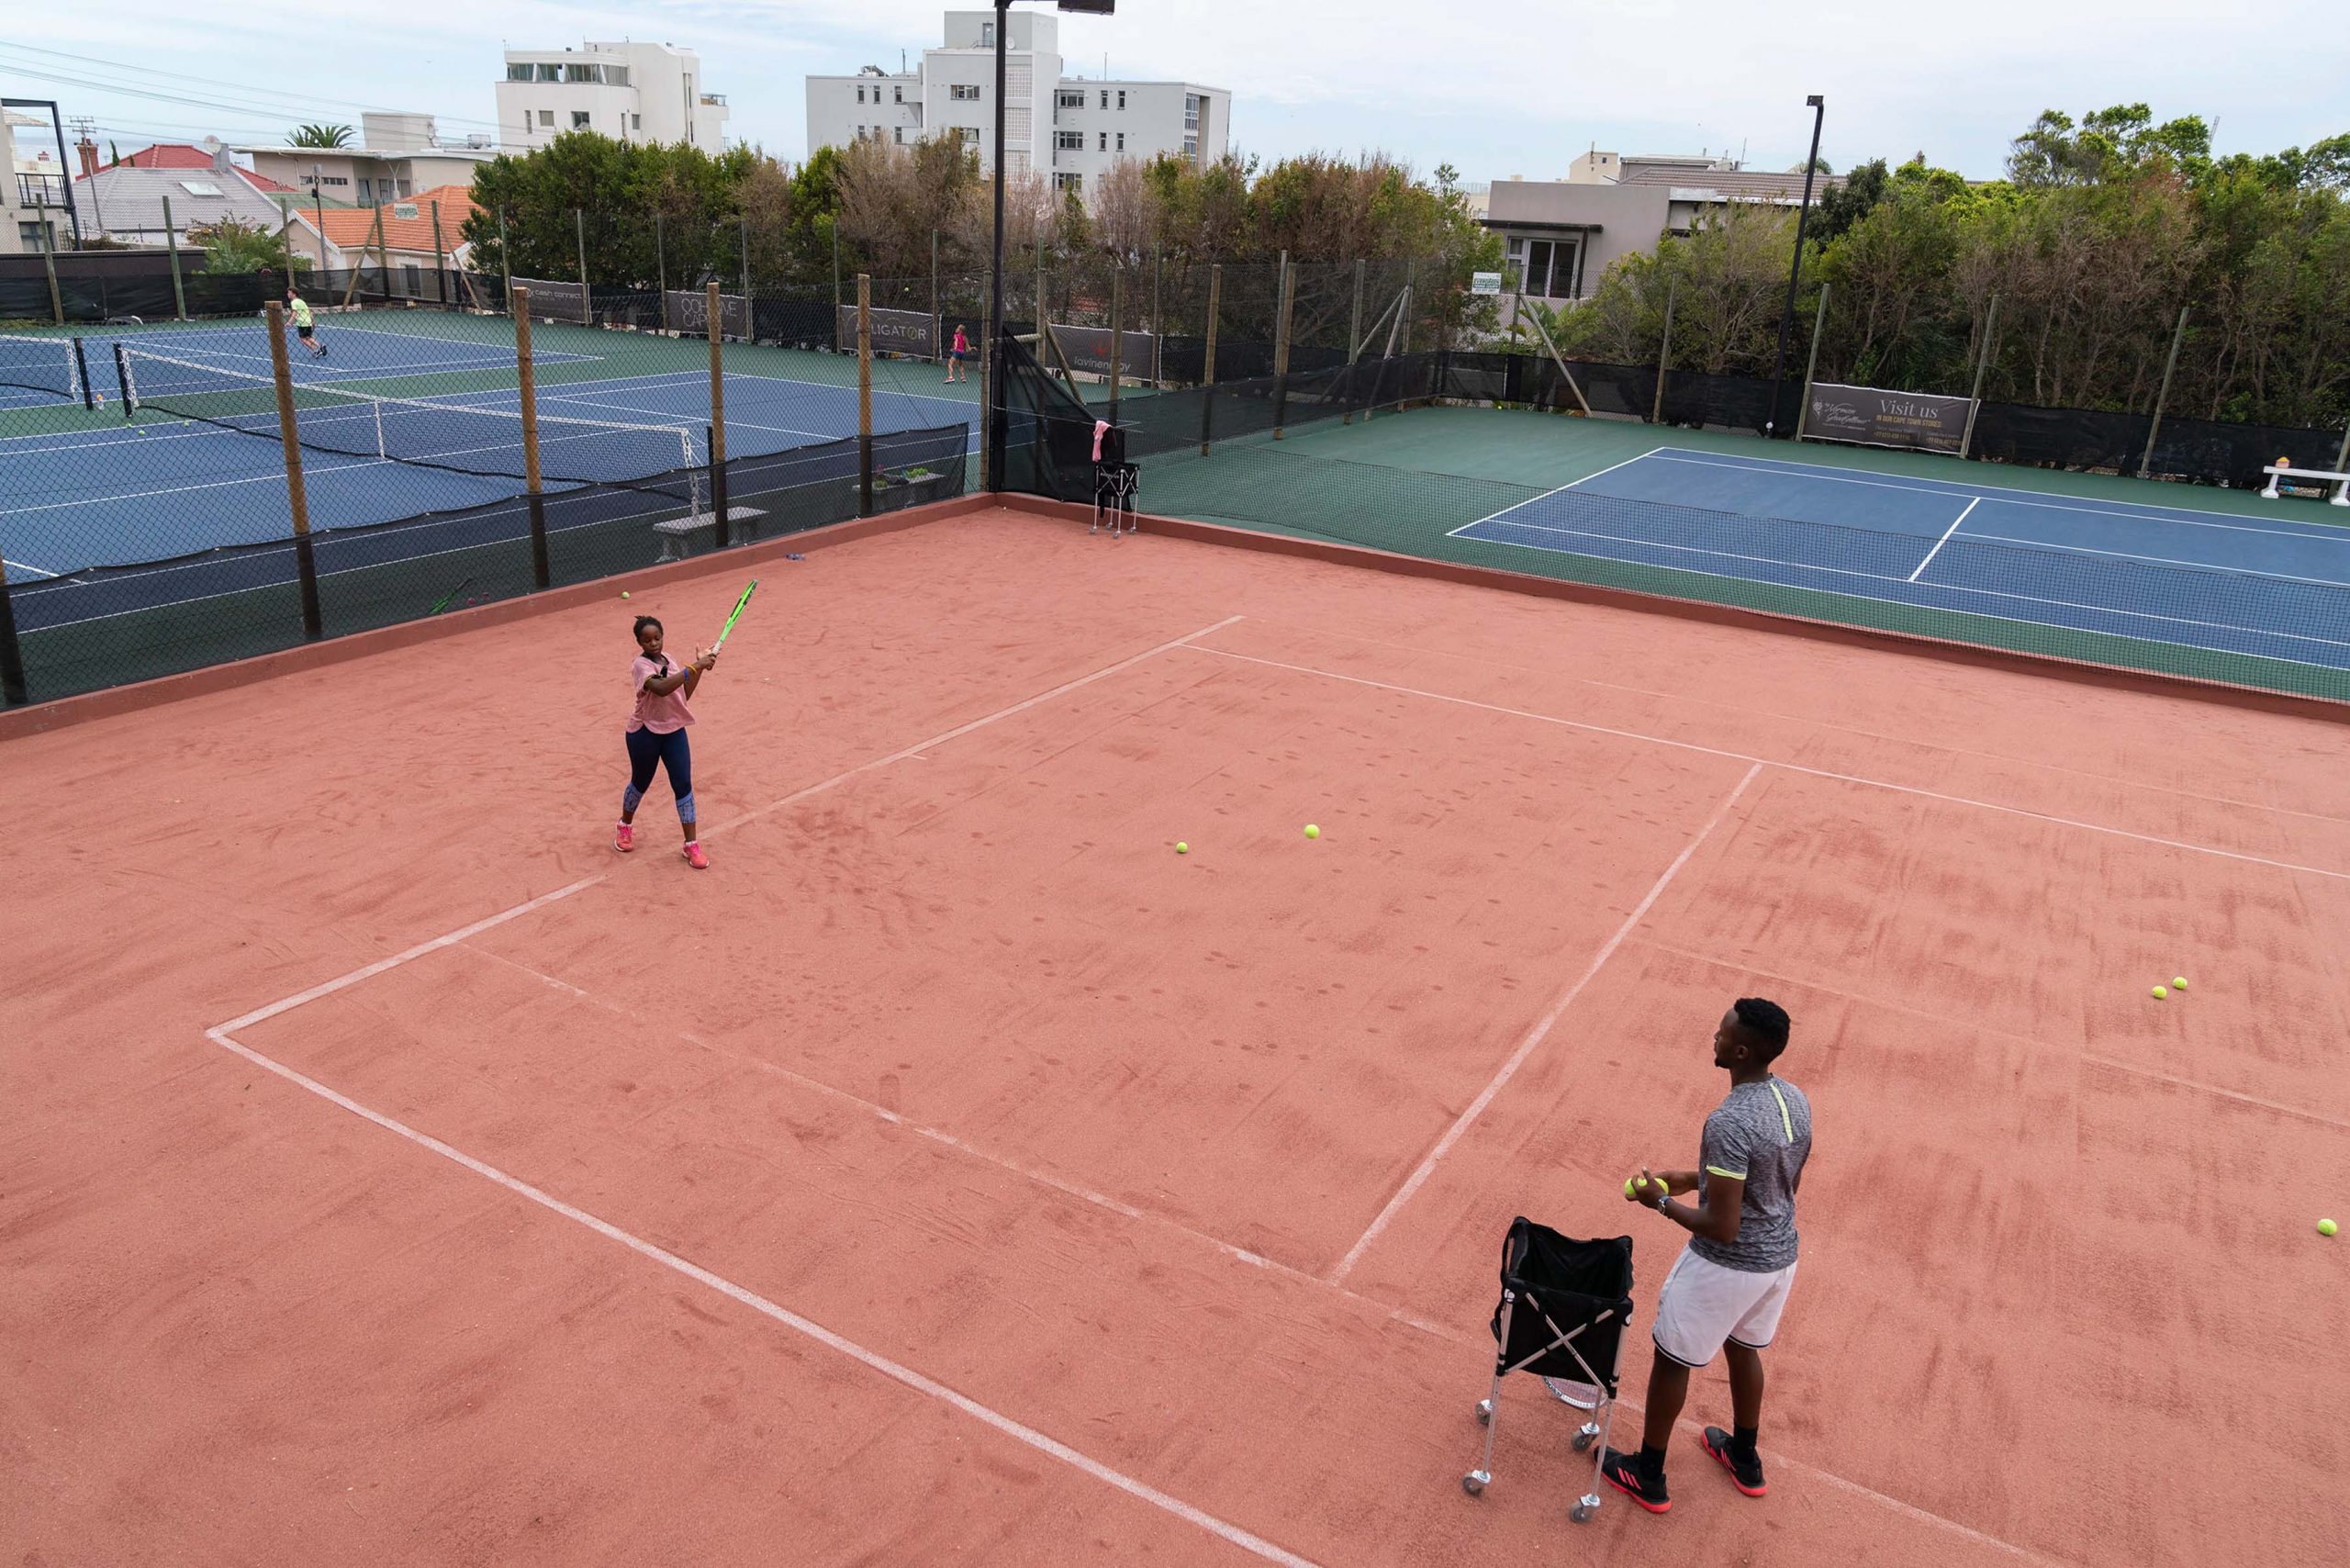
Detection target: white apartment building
<box><xmin>497</xmin><ymin>41</ymin><xmax>731</xmax><ymax>156</ymax></box>
<box><xmin>804</xmin><ymin>10</ymin><xmax>1228</xmax><ymax>198</ymax></box>
<box><xmin>238</xmin><ymin>113</ymin><xmax>498</xmax><ymax>207</ymax></box>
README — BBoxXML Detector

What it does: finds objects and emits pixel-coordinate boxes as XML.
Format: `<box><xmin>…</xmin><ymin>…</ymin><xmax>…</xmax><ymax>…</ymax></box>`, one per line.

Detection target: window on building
<box><xmin>1183</xmin><ymin>137</ymin><xmax>1199</xmax><ymax>160</ymax></box>
<box><xmin>570</xmin><ymin>110</ymin><xmax>591</xmax><ymax>129</ymax></box>
<box><xmin>951</xmin><ymin>84</ymin><xmax>980</xmax><ymax>101</ymax></box>
<box><xmin>1098</xmin><ymin>132</ymin><xmax>1108</xmax><ymax>151</ymax></box>
<box><xmin>980</xmin><ymin>21</ymin><xmax>994</xmax><ymax>45</ymax></box>
<box><xmin>506</xmin><ymin>64</ymin><xmax>532</xmax><ymax>82</ymax></box>
<box><xmin>177</xmin><ymin>180</ymin><xmax>222</xmax><ymax>196</ymax></box>
<box><xmin>397</xmin><ymin>179</ymin><xmax>413</xmax><ymax>197</ymax></box>
<box><xmin>856</xmin><ymin>86</ymin><xmax>867</xmax><ymax>104</ymax></box>
<box><xmin>1057</xmin><ymin>172</ymin><xmax>1082</xmax><ymax>192</ymax></box>
<box><xmin>1115</xmin><ymin>132</ymin><xmax>1125</xmax><ymax>151</ymax></box>
<box><xmin>535</xmin><ymin>63</ymin><xmax>560</xmax><ymax>82</ymax></box>
<box><xmin>608</xmin><ymin>67</ymin><xmax>629</xmax><ymax>86</ymax></box>
<box><xmin>1100</xmin><ymin>91</ymin><xmax>1109</xmax><ymax>109</ymax></box>
<box><xmin>1117</xmin><ymin>91</ymin><xmax>1126</xmax><ymax>110</ymax></box>
<box><xmin>19</xmin><ymin>220</ymin><xmax>56</xmax><ymax>249</ymax></box>
<box><xmin>357</xmin><ymin>178</ymin><xmax>373</xmax><ymax>203</ymax></box>
<box><xmin>538</xmin><ymin>110</ymin><xmax>555</xmax><ymax>128</ymax></box>
<box><xmin>565</xmin><ymin>63</ymin><xmax>599</xmax><ymax>83</ymax></box>
<box><xmin>959</xmin><ymin>127</ymin><xmax>979</xmax><ymax>146</ymax></box>
<box><xmin>1185</xmin><ymin>94</ymin><xmax>1202</xmax><ymax>130</ymax></box>
<box><xmin>894</xmin><ymin>127</ymin><xmax>904</xmax><ymax>144</ymax></box>
<box><xmin>1058</xmin><ymin>90</ymin><xmax>1084</xmax><ymax>109</ymax></box>
<box><xmin>893</xmin><ymin>85</ymin><xmax>903</xmax><ymax>103</ymax></box>
<box><xmin>1056</xmin><ymin>129</ymin><xmax>1082</xmax><ymax>151</ymax></box>
<box><xmin>632</xmin><ymin>114</ymin><xmax>642</xmax><ymax>131</ymax></box>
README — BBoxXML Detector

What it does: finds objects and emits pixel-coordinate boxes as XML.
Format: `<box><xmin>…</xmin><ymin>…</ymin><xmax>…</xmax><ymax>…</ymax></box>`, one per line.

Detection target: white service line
<box><xmin>1329</xmin><ymin>763</ymin><xmax>1762</xmax><ymax>1283</ymax></box>
<box><xmin>201</xmin><ymin>1023</ymin><xmax>1324</xmax><ymax>1568</ymax></box>
<box><xmin>1445</xmin><ymin>445</ymin><xmax>1668</xmax><ymax>537</ymax></box>
<box><xmin>1183</xmin><ymin>644</ymin><xmax>2350</xmax><ymax>881</ymax></box>
<box><xmin>1908</xmin><ymin>497</ymin><xmax>1980</xmax><ymax>582</ymax></box>
<box><xmin>3</xmin><ymin>556</ymin><xmax>60</xmax><ymax>579</ymax></box>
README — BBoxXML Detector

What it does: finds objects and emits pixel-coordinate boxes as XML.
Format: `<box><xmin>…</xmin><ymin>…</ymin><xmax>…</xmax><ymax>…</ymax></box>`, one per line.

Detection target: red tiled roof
<box><xmin>118</xmin><ymin>143</ymin><xmax>219</xmax><ymax>170</ymax></box>
<box><xmin>318</xmin><ymin>185</ymin><xmax>481</xmax><ymax>251</ymax></box>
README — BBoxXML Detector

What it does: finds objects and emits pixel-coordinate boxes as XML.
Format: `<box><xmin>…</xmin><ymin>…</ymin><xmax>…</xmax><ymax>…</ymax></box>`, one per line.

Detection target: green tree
<box><xmin>461</xmin><ymin>131</ymin><xmax>755</xmax><ymax>291</ymax></box>
<box><xmin>289</xmin><ymin>123</ymin><xmax>354</xmax><ymax>149</ymax></box>
<box><xmin>188</xmin><ymin>217</ymin><xmax>310</xmax><ymax>274</ymax></box>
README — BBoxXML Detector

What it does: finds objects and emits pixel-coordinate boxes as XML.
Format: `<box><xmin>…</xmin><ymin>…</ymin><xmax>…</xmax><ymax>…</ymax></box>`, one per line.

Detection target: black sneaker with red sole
<box><xmin>1598</xmin><ymin>1448</ymin><xmax>1671</xmax><ymax>1513</ymax></box>
<box><xmin>1702</xmin><ymin>1426</ymin><xmax>1767</xmax><ymax>1495</ymax></box>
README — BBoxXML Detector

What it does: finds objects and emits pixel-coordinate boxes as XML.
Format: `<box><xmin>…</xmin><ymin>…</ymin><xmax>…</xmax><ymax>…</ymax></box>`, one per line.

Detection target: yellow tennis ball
<box><xmin>2321</xmin><ymin>1218</ymin><xmax>2339</xmax><ymax>1238</ymax></box>
<box><xmin>621</xmin><ymin>590</ymin><xmax>631</xmax><ymax>599</ymax></box>
<box><xmin>2172</xmin><ymin>976</ymin><xmax>2188</xmax><ymax>990</ymax></box>
<box><xmin>1623</xmin><ymin>1178</ymin><xmax>1638</xmax><ymax>1197</ymax></box>
<box><xmin>1174</xmin><ymin>842</ymin><xmax>1188</xmax><ymax>855</ymax></box>
<box><xmin>1304</xmin><ymin>824</ymin><xmax>1320</xmax><ymax>839</ymax></box>
<box><xmin>2152</xmin><ymin>985</ymin><xmax>2167</xmax><ymax>1000</ymax></box>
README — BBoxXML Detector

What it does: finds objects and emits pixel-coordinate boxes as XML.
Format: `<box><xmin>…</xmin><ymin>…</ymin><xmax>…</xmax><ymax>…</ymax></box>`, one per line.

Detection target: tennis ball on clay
<box><xmin>621</xmin><ymin>590</ymin><xmax>631</xmax><ymax>599</ymax></box>
<box><xmin>1175</xmin><ymin>842</ymin><xmax>1188</xmax><ymax>855</ymax></box>
<box><xmin>2152</xmin><ymin>985</ymin><xmax>2167</xmax><ymax>1000</ymax></box>
<box><xmin>1304</xmin><ymin>823</ymin><xmax>1320</xmax><ymax>839</ymax></box>
<box><xmin>2321</xmin><ymin>1218</ymin><xmax>2339</xmax><ymax>1238</ymax></box>
<box><xmin>2173</xmin><ymin>976</ymin><xmax>2188</xmax><ymax>991</ymax></box>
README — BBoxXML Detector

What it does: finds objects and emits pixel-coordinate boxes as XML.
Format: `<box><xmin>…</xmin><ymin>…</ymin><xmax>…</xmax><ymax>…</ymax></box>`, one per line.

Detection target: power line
<box><xmin>0</xmin><ymin>44</ymin><xmax>503</xmax><ymax>135</ymax></box>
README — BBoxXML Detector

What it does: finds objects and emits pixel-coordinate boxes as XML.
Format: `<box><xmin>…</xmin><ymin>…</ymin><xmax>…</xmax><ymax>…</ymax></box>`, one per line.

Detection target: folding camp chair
<box><xmin>1463</xmin><ymin>1217</ymin><xmax>1635</xmax><ymax>1523</ymax></box>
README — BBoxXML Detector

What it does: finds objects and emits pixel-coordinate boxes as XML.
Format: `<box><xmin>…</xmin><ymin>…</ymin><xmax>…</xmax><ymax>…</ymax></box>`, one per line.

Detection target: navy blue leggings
<box><xmin>623</xmin><ymin>726</ymin><xmax>693</xmax><ymax>820</ymax></box>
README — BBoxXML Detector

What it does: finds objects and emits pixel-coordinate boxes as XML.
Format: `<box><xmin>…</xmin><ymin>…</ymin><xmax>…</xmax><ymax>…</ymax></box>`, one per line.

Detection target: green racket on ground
<box><xmin>714</xmin><ymin>579</ymin><xmax>757</xmax><ymax>652</ymax></box>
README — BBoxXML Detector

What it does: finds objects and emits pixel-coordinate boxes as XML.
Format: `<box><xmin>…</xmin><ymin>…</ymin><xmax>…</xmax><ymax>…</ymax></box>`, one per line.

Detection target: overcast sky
<box><xmin>8</xmin><ymin>0</ymin><xmax>2346</xmax><ymax>183</ymax></box>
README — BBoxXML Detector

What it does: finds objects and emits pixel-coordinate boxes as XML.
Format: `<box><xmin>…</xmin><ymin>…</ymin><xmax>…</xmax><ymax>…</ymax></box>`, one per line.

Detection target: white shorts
<box><xmin>1651</xmin><ymin>1246</ymin><xmax>1797</xmax><ymax>1368</ymax></box>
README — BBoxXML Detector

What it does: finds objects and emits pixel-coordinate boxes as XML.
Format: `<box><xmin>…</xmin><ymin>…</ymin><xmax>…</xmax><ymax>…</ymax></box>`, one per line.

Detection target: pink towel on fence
<box><xmin>1093</xmin><ymin>420</ymin><xmax>1110</xmax><ymax>461</ymax></box>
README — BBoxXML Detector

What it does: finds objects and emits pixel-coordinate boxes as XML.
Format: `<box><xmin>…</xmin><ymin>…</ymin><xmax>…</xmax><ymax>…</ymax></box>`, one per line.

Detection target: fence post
<box><xmin>162</xmin><ymin>193</ymin><xmax>190</xmax><ymax>322</ymax></box>
<box><xmin>576</xmin><ymin>208</ymin><xmax>591</xmax><ymax>318</ymax></box>
<box><xmin>831</xmin><ymin>224</ymin><xmax>842</xmax><ymax>324</ymax></box>
<box><xmin>374</xmin><ymin>202</ymin><xmax>392</xmax><ymax>305</ymax></box>
<box><xmin>0</xmin><ymin>554</ymin><xmax>25</xmax><ymax>706</ymax></box>
<box><xmin>857</xmin><ymin>274</ymin><xmax>875</xmax><ymax>517</ymax></box>
<box><xmin>1151</xmin><ymin>243</ymin><xmax>1164</xmax><ymax>388</ymax></box>
<box><xmin>497</xmin><ymin>208</ymin><xmax>513</xmax><ymax>313</ymax></box>
<box><xmin>35</xmin><ymin>204</ymin><xmax>63</xmax><ymax>325</ymax></box>
<box><xmin>931</xmin><ymin>228</ymin><xmax>941</xmax><ymax>365</ymax></box>
<box><xmin>979</xmin><ymin>276</ymin><xmax>994</xmax><ymax>492</ymax></box>
<box><xmin>263</xmin><ymin>301</ymin><xmax>324</xmax><ymax>640</ymax></box>
<box><xmin>512</xmin><ymin>288</ymin><xmax>551</xmax><ymax>588</ymax></box>
<box><xmin>1344</xmin><ymin>258</ymin><xmax>1366</xmax><ymax>422</ymax></box>
<box><xmin>313</xmin><ymin>186</ymin><xmax>328</xmax><ymax>275</ymax></box>
<box><xmin>1651</xmin><ymin>280</ymin><xmax>1675</xmax><ymax>424</ymax></box>
<box><xmin>740</xmin><ymin>218</ymin><xmax>754</xmax><ymax>339</ymax></box>
<box><xmin>655</xmin><ymin>210</ymin><xmax>669</xmax><ymax>330</ymax></box>
<box><xmin>1108</xmin><ymin>266</ymin><xmax>1123</xmax><ymax>425</ymax></box>
<box><xmin>1794</xmin><ymin>280</ymin><xmax>1830</xmax><ymax>442</ymax></box>
<box><xmin>1271</xmin><ymin>252</ymin><xmax>1292</xmax><ymax>438</ymax></box>
<box><xmin>1200</xmin><ymin>262</ymin><xmax>1222</xmax><ymax>455</ymax></box>
<box><xmin>431</xmin><ymin>200</ymin><xmax>448</xmax><ymax>307</ymax></box>
<box><xmin>708</xmin><ymin>281</ymin><xmax>730</xmax><ymax>549</ymax></box>
<box><xmin>2138</xmin><ymin>305</ymin><xmax>2189</xmax><ymax>479</ymax></box>
<box><xmin>1959</xmin><ymin>291</ymin><xmax>1998</xmax><ymax>460</ymax></box>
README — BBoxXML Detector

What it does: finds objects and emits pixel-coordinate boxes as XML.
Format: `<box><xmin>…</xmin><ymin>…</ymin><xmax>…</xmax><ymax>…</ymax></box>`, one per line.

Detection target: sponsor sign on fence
<box><xmin>666</xmin><ymin>289</ymin><xmax>753</xmax><ymax>339</ymax></box>
<box><xmin>512</xmin><ymin>276</ymin><xmax>589</xmax><ymax>324</ymax></box>
<box><xmin>835</xmin><ymin>305</ymin><xmax>939</xmax><ymax>358</ymax></box>
<box><xmin>1804</xmin><ymin>382</ymin><xmax>1975</xmax><ymax>454</ymax></box>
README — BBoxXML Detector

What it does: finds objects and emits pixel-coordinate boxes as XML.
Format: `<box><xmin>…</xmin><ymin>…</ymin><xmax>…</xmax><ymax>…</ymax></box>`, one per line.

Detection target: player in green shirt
<box><xmin>285</xmin><ymin>287</ymin><xmax>325</xmax><ymax>358</ymax></box>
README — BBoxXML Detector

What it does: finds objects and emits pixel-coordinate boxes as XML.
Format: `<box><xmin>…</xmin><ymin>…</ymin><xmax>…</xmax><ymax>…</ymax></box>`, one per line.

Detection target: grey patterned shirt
<box><xmin>1689</xmin><ymin>1076</ymin><xmax>1812</xmax><ymax>1273</ymax></box>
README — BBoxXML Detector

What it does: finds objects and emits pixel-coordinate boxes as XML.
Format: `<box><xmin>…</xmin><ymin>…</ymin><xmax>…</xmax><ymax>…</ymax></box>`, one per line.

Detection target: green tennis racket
<box><xmin>714</xmin><ymin>579</ymin><xmax>757</xmax><ymax>653</ymax></box>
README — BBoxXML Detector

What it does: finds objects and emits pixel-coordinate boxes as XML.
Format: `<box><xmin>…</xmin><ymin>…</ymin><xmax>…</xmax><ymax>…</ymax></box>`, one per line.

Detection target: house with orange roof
<box><xmin>317</xmin><ymin>185</ymin><xmax>482</xmax><ymax>294</ymax></box>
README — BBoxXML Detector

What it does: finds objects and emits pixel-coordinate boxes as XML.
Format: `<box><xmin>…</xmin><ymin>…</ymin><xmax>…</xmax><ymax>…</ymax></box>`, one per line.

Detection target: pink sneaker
<box><xmin>681</xmin><ymin>840</ymin><xmax>709</xmax><ymax>869</ymax></box>
<box><xmin>614</xmin><ymin>821</ymin><xmax>635</xmax><ymax>853</ymax></box>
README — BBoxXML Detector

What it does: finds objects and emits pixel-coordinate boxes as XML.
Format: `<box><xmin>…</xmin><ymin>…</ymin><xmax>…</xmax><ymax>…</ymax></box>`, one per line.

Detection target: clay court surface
<box><xmin>6</xmin><ymin>503</ymin><xmax>2347</xmax><ymax>1566</ymax></box>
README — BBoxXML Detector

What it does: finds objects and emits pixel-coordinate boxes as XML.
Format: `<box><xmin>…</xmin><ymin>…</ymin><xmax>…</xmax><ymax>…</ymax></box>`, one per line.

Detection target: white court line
<box><xmin>3</xmin><ymin>556</ymin><xmax>59</xmax><ymax>579</ymax></box>
<box><xmin>1908</xmin><ymin>497</ymin><xmax>1979</xmax><ymax>582</ymax></box>
<box><xmin>200</xmin><ymin>1023</ymin><xmax>1322</xmax><ymax>1568</ymax></box>
<box><xmin>1461</xmin><ymin>511</ymin><xmax>2350</xmax><ymax>655</ymax></box>
<box><xmin>1958</xmin><ymin>531</ymin><xmax>2350</xmax><ymax>590</ymax></box>
<box><xmin>1648</xmin><ymin>448</ymin><xmax>2350</xmax><ymax>543</ymax></box>
<box><xmin>1329</xmin><ymin>763</ymin><xmax>1762</xmax><ymax>1283</ymax></box>
<box><xmin>1445</xmin><ymin>445</ymin><xmax>1667</xmax><ymax>535</ymax></box>
<box><xmin>1183</xmin><ymin>645</ymin><xmax>2350</xmax><ymax>882</ymax></box>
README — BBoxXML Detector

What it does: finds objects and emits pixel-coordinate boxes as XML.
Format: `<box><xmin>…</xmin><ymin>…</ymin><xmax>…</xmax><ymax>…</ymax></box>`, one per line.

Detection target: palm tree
<box><xmin>290</xmin><ymin>123</ymin><xmax>355</xmax><ymax>149</ymax></box>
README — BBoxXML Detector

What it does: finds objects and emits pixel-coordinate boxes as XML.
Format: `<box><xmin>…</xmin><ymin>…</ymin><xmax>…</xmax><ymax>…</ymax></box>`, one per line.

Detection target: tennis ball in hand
<box><xmin>2152</xmin><ymin>985</ymin><xmax>2167</xmax><ymax>1000</ymax></box>
<box><xmin>2322</xmin><ymin>1218</ymin><xmax>2339</xmax><ymax>1238</ymax></box>
<box><xmin>1304</xmin><ymin>824</ymin><xmax>1320</xmax><ymax>839</ymax></box>
<box><xmin>1174</xmin><ymin>842</ymin><xmax>1188</xmax><ymax>855</ymax></box>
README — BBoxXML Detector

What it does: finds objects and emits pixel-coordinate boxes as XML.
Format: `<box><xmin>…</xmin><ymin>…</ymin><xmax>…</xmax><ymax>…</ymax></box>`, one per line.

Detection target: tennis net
<box><xmin>116</xmin><ymin>346</ymin><xmax>703</xmax><ymax>487</ymax></box>
<box><xmin>0</xmin><ymin>332</ymin><xmax>92</xmax><ymax>409</ymax></box>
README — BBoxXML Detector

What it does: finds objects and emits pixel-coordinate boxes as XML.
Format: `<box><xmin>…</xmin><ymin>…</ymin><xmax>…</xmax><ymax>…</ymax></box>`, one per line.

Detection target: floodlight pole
<box><xmin>1766</xmin><ymin>94</ymin><xmax>1825</xmax><ymax>440</ymax></box>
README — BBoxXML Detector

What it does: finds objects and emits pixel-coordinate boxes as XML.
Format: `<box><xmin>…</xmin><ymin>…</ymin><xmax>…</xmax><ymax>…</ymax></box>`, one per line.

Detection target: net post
<box><xmin>112</xmin><ymin>342</ymin><xmax>133</xmax><ymax>420</ymax></box>
<box><xmin>263</xmin><ymin>301</ymin><xmax>324</xmax><ymax>641</ymax></box>
<box><xmin>576</xmin><ymin>207</ymin><xmax>592</xmax><ymax>324</ymax></box>
<box><xmin>1794</xmin><ymin>279</ymin><xmax>1830</xmax><ymax>442</ymax></box>
<box><xmin>2138</xmin><ymin>304</ymin><xmax>2188</xmax><ymax>480</ymax></box>
<box><xmin>161</xmin><ymin>193</ymin><xmax>189</xmax><ymax>321</ymax></box>
<box><xmin>35</xmin><ymin>203</ymin><xmax>63</xmax><ymax>325</ymax></box>
<box><xmin>707</xmin><ymin>282</ymin><xmax>729</xmax><ymax>548</ymax></box>
<box><xmin>431</xmin><ymin>200</ymin><xmax>448</xmax><ymax>307</ymax></box>
<box><xmin>1651</xmin><ymin>280</ymin><xmax>1675</xmax><ymax>424</ymax></box>
<box><xmin>857</xmin><ymin>274</ymin><xmax>874</xmax><ymax>518</ymax></box>
<box><xmin>1199</xmin><ymin>262</ymin><xmax>1221</xmax><ymax>455</ymax></box>
<box><xmin>1959</xmin><ymin>290</ymin><xmax>1998</xmax><ymax>460</ymax></box>
<box><xmin>0</xmin><ymin>554</ymin><xmax>26</xmax><ymax>707</ymax></box>
<box><xmin>512</xmin><ymin>288</ymin><xmax>552</xmax><ymax>589</ymax></box>
<box><xmin>1271</xmin><ymin>252</ymin><xmax>1292</xmax><ymax>438</ymax></box>
<box><xmin>655</xmin><ymin>210</ymin><xmax>669</xmax><ymax>330</ymax></box>
<box><xmin>1108</xmin><ymin>266</ymin><xmax>1124</xmax><ymax>426</ymax></box>
<box><xmin>70</xmin><ymin>338</ymin><xmax>93</xmax><ymax>411</ymax></box>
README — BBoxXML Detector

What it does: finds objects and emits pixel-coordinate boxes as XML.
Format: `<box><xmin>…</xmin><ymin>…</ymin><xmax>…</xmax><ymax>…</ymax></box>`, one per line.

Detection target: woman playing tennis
<box><xmin>617</xmin><ymin>614</ymin><xmax>717</xmax><ymax>868</ymax></box>
<box><xmin>946</xmin><ymin>322</ymin><xmax>970</xmax><ymax>384</ymax></box>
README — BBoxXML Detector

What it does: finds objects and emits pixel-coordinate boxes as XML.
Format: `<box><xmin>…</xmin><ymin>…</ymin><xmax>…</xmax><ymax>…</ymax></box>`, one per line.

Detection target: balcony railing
<box><xmin>17</xmin><ymin>173</ymin><xmax>66</xmax><ymax>209</ymax></box>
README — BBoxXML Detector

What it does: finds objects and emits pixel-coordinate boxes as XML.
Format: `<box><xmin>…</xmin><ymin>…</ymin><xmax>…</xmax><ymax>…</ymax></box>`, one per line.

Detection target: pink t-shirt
<box><xmin>952</xmin><ymin>328</ymin><xmax>969</xmax><ymax>354</ymax></box>
<box><xmin>628</xmin><ymin>653</ymin><xmax>695</xmax><ymax>733</ymax></box>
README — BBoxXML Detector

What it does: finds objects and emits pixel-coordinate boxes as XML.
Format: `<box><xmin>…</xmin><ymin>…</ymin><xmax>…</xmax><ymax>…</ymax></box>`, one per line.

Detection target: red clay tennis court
<box><xmin>6</xmin><ymin>499</ymin><xmax>2346</xmax><ymax>1566</ymax></box>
